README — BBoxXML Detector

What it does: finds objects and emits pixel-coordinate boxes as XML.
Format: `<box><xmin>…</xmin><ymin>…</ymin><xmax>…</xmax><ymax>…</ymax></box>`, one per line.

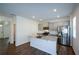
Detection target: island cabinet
<box><xmin>30</xmin><ymin>36</ymin><xmax>57</xmax><ymax>55</ymax></box>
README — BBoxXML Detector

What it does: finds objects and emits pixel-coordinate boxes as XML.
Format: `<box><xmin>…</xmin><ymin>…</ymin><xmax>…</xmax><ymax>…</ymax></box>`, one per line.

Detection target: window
<box><xmin>73</xmin><ymin>16</ymin><xmax>76</xmax><ymax>39</ymax></box>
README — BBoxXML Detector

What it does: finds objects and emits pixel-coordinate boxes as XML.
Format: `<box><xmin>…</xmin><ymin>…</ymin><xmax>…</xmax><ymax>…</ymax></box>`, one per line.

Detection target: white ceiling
<box><xmin>0</xmin><ymin>3</ymin><xmax>76</xmax><ymax>20</ymax></box>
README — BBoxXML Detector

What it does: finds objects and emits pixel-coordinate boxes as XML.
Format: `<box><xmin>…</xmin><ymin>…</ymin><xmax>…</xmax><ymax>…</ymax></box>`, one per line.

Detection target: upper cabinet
<box><xmin>48</xmin><ymin>22</ymin><xmax>57</xmax><ymax>31</ymax></box>
<box><xmin>38</xmin><ymin>22</ymin><xmax>48</xmax><ymax>31</ymax></box>
<box><xmin>38</xmin><ymin>21</ymin><xmax>70</xmax><ymax>31</ymax></box>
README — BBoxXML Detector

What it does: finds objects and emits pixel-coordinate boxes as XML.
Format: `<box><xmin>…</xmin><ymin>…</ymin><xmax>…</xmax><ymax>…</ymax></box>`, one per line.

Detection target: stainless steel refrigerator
<box><xmin>58</xmin><ymin>25</ymin><xmax>70</xmax><ymax>46</ymax></box>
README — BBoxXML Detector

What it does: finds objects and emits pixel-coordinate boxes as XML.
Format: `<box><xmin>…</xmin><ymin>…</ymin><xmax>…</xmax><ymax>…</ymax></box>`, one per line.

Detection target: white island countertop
<box><xmin>42</xmin><ymin>36</ymin><xmax>57</xmax><ymax>41</ymax></box>
<box><xmin>32</xmin><ymin>36</ymin><xmax>57</xmax><ymax>41</ymax></box>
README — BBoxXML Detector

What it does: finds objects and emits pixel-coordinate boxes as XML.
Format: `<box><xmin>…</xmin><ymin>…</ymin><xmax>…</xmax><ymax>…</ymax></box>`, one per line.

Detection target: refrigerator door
<box><xmin>61</xmin><ymin>26</ymin><xmax>70</xmax><ymax>46</ymax></box>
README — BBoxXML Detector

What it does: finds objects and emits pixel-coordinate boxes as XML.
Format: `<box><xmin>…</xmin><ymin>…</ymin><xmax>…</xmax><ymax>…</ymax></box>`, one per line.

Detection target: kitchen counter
<box><xmin>30</xmin><ymin>36</ymin><xmax>57</xmax><ymax>55</ymax></box>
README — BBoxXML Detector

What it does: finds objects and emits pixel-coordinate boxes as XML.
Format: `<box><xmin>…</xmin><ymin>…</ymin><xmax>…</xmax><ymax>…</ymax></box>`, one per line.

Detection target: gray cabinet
<box><xmin>38</xmin><ymin>22</ymin><xmax>48</xmax><ymax>31</ymax></box>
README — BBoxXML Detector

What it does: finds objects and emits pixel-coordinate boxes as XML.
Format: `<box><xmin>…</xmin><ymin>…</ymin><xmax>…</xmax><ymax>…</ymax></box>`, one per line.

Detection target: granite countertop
<box><xmin>41</xmin><ymin>36</ymin><xmax>57</xmax><ymax>41</ymax></box>
<box><xmin>34</xmin><ymin>35</ymin><xmax>57</xmax><ymax>41</ymax></box>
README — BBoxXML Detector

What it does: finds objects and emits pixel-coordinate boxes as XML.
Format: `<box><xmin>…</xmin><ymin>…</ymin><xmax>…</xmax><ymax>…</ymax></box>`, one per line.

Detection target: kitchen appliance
<box><xmin>58</xmin><ymin>25</ymin><xmax>70</xmax><ymax>46</ymax></box>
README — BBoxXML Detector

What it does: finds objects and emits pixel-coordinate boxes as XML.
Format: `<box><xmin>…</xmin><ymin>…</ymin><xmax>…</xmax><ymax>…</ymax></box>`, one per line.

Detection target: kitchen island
<box><xmin>30</xmin><ymin>36</ymin><xmax>57</xmax><ymax>55</ymax></box>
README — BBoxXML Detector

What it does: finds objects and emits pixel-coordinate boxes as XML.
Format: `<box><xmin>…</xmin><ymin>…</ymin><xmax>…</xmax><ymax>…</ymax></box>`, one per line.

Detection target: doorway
<box><xmin>0</xmin><ymin>21</ymin><xmax>9</xmax><ymax>49</ymax></box>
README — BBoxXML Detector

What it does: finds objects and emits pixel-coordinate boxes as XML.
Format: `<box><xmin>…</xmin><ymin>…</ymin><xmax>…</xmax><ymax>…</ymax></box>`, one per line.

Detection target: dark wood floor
<box><xmin>57</xmin><ymin>44</ymin><xmax>75</xmax><ymax>55</ymax></box>
<box><xmin>0</xmin><ymin>42</ymin><xmax>75</xmax><ymax>55</ymax></box>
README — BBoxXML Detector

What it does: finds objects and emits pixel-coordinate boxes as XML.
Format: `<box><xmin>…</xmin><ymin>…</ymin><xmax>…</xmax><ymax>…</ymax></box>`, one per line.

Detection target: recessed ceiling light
<box><xmin>57</xmin><ymin>15</ymin><xmax>60</xmax><ymax>18</ymax></box>
<box><xmin>53</xmin><ymin>9</ymin><xmax>57</xmax><ymax>12</ymax></box>
<box><xmin>32</xmin><ymin>16</ymin><xmax>35</xmax><ymax>19</ymax></box>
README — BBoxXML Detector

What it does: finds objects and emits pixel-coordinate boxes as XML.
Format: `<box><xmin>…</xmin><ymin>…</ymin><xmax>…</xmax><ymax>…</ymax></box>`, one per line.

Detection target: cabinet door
<box><xmin>49</xmin><ymin>23</ymin><xmax>58</xmax><ymax>31</ymax></box>
<box><xmin>38</xmin><ymin>24</ymin><xmax>43</xmax><ymax>31</ymax></box>
<box><xmin>49</xmin><ymin>23</ymin><xmax>54</xmax><ymax>31</ymax></box>
<box><xmin>38</xmin><ymin>22</ymin><xmax>48</xmax><ymax>31</ymax></box>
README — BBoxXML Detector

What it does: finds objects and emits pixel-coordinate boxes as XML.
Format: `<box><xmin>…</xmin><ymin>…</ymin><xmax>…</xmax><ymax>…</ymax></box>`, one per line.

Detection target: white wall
<box><xmin>9</xmin><ymin>15</ymin><xmax>16</xmax><ymax>44</ymax></box>
<box><xmin>16</xmin><ymin>16</ymin><xmax>38</xmax><ymax>46</ymax></box>
<box><xmin>70</xmin><ymin>5</ymin><xmax>79</xmax><ymax>55</ymax></box>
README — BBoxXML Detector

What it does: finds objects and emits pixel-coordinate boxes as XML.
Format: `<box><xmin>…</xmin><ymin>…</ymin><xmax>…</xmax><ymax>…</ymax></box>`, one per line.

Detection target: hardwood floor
<box><xmin>0</xmin><ymin>38</ymin><xmax>9</xmax><ymax>55</ymax></box>
<box><xmin>0</xmin><ymin>42</ymin><xmax>75</xmax><ymax>55</ymax></box>
<box><xmin>7</xmin><ymin>43</ymin><xmax>50</xmax><ymax>55</ymax></box>
<box><xmin>57</xmin><ymin>44</ymin><xmax>75</xmax><ymax>55</ymax></box>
